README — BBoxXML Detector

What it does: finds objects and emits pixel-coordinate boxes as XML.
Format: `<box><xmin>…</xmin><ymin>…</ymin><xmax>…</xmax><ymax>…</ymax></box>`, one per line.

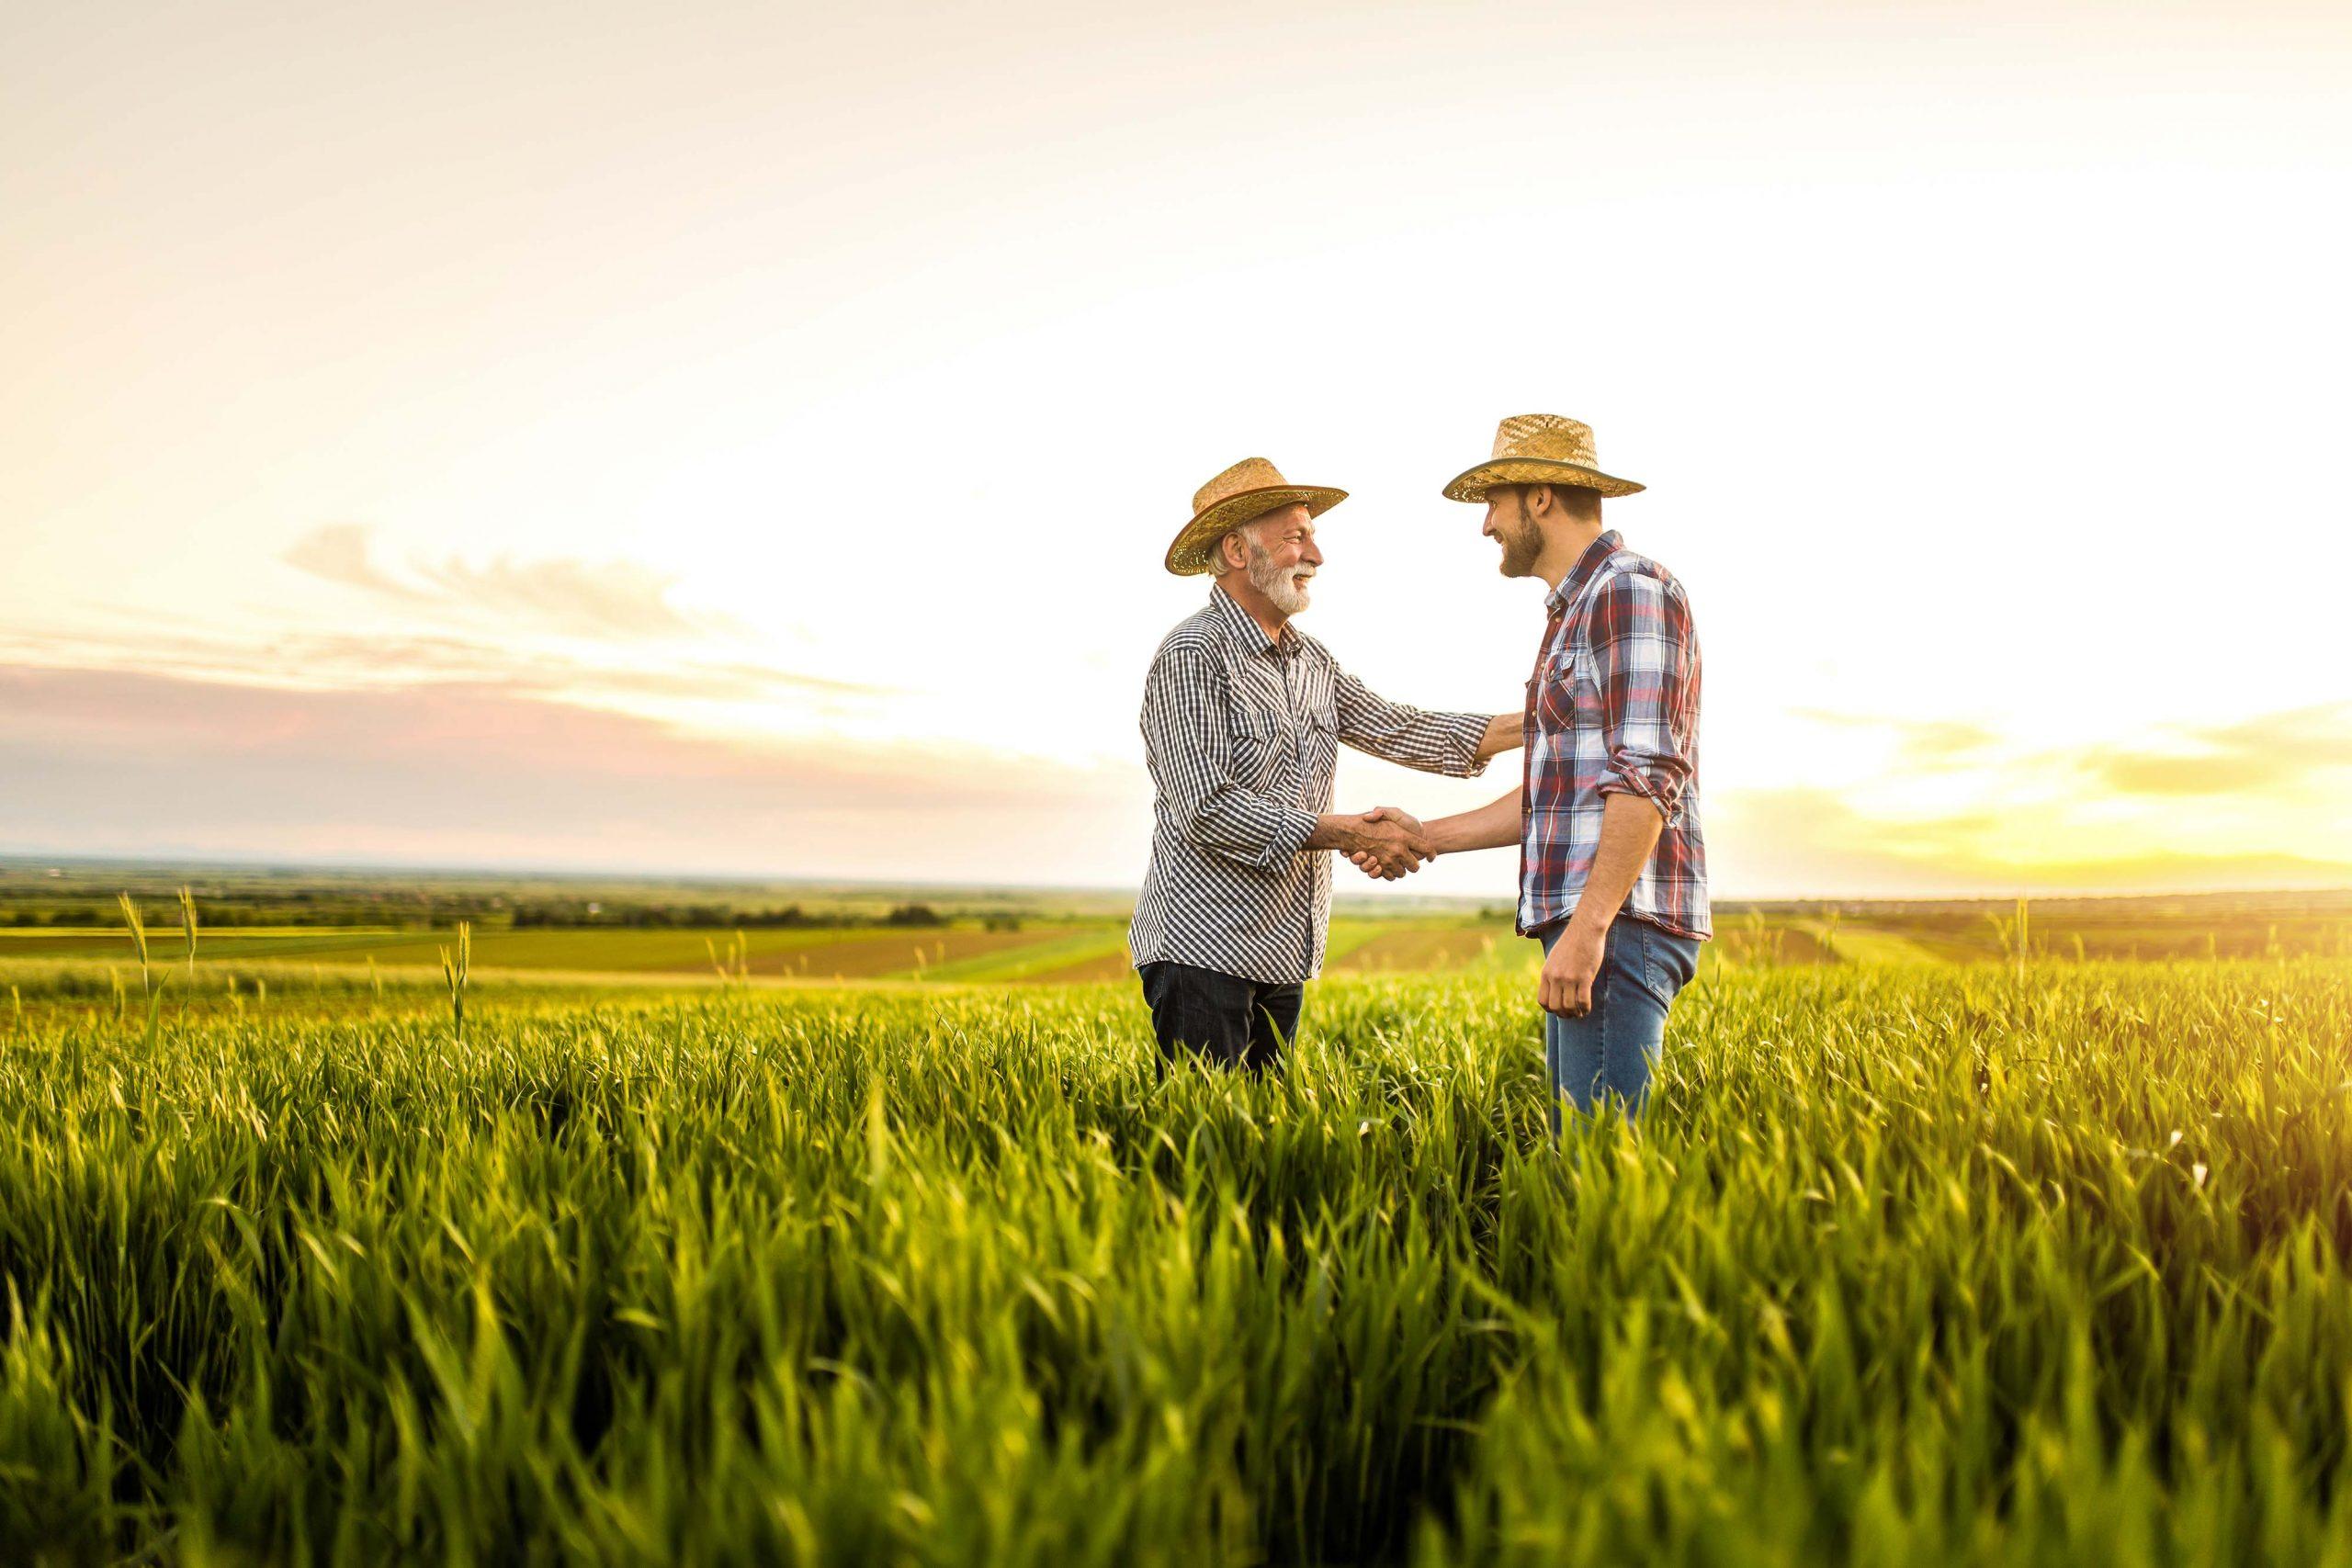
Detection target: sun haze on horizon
<box><xmin>5</xmin><ymin>0</ymin><xmax>2349</xmax><ymax>900</ymax></box>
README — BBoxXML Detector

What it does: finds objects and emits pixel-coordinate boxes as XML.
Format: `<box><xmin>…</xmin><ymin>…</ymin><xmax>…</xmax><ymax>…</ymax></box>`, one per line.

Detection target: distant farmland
<box><xmin>6</xmin><ymin>886</ymin><xmax>2349</xmax><ymax>988</ymax></box>
<box><xmin>0</xmin><ymin>918</ymin><xmax>1511</xmax><ymax>986</ymax></box>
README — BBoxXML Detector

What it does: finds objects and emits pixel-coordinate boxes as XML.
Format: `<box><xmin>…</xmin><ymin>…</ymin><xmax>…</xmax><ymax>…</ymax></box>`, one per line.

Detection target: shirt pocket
<box><xmin>1531</xmin><ymin>649</ymin><xmax>1582</xmax><ymax>734</ymax></box>
<box><xmin>1299</xmin><ymin>709</ymin><xmax>1340</xmax><ymax>803</ymax></box>
<box><xmin>1229</xmin><ymin>712</ymin><xmax>1287</xmax><ymax>794</ymax></box>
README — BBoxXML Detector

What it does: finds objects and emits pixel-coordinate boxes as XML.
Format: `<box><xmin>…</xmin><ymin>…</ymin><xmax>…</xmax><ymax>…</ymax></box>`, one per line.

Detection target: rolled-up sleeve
<box><xmin>1330</xmin><ymin>667</ymin><xmax>1491</xmax><ymax>778</ymax></box>
<box><xmin>1587</xmin><ymin>572</ymin><xmax>1698</xmax><ymax>819</ymax></box>
<box><xmin>1140</xmin><ymin>647</ymin><xmax>1318</xmax><ymax>872</ymax></box>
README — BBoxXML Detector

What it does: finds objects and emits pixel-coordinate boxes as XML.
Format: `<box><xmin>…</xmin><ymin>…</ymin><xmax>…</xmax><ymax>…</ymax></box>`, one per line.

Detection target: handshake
<box><xmin>1331</xmin><ymin>806</ymin><xmax>1435</xmax><ymax>882</ymax></box>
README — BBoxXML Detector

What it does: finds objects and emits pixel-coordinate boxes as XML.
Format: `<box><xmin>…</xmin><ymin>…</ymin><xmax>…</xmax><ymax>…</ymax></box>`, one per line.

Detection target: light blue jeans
<box><xmin>1538</xmin><ymin>916</ymin><xmax>1702</xmax><ymax>1127</ymax></box>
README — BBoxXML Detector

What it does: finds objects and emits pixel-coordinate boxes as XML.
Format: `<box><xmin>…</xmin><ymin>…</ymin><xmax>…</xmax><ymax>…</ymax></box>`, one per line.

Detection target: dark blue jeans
<box><xmin>1538</xmin><ymin>915</ymin><xmax>1701</xmax><ymax>1125</ymax></box>
<box><xmin>1137</xmin><ymin>961</ymin><xmax>1302</xmax><ymax>1073</ymax></box>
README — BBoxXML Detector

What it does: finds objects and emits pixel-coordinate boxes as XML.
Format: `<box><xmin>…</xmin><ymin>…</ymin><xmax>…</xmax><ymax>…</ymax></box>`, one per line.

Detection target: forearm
<box><xmin>1332</xmin><ymin>671</ymin><xmax>1496</xmax><ymax>778</ymax></box>
<box><xmin>1424</xmin><ymin>785</ymin><xmax>1524</xmax><ymax>854</ymax></box>
<box><xmin>1351</xmin><ymin>708</ymin><xmax>1493</xmax><ymax>777</ymax></box>
<box><xmin>1566</xmin><ymin>793</ymin><xmax>1666</xmax><ymax>934</ymax></box>
<box><xmin>1473</xmin><ymin>713</ymin><xmax>1523</xmax><ymax>761</ymax></box>
<box><xmin>1184</xmin><ymin>791</ymin><xmax>1317</xmax><ymax>871</ymax></box>
<box><xmin>1308</xmin><ymin>813</ymin><xmax>1381</xmax><ymax>855</ymax></box>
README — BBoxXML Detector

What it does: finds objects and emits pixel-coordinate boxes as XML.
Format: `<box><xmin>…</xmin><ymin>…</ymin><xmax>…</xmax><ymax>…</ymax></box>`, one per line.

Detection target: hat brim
<box><xmin>1442</xmin><ymin>459</ymin><xmax>1644</xmax><ymax>503</ymax></box>
<box><xmin>1164</xmin><ymin>486</ymin><xmax>1347</xmax><ymax>576</ymax></box>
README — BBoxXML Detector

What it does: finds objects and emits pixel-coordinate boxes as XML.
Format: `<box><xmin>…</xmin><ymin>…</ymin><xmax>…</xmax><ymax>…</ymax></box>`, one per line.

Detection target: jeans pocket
<box><xmin>1635</xmin><ymin>925</ymin><xmax>1695</xmax><ymax>1004</ymax></box>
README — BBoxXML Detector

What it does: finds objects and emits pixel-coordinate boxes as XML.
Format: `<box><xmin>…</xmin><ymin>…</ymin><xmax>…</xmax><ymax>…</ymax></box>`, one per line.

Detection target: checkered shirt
<box><xmin>1131</xmin><ymin>584</ymin><xmax>1491</xmax><ymax>984</ymax></box>
<box><xmin>1519</xmin><ymin>530</ymin><xmax>1711</xmax><ymax>940</ymax></box>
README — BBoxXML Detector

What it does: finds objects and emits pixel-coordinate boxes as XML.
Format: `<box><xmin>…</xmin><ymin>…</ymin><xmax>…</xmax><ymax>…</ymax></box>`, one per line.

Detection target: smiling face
<box><xmin>1220</xmin><ymin>503</ymin><xmax>1322</xmax><ymax>615</ymax></box>
<box><xmin>1481</xmin><ymin>487</ymin><xmax>1546</xmax><ymax>579</ymax></box>
<box><xmin>1481</xmin><ymin>482</ymin><xmax>1601</xmax><ymax>581</ymax></box>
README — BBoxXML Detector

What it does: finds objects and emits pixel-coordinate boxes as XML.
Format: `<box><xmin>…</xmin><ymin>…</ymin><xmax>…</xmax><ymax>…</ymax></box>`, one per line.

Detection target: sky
<box><xmin>5</xmin><ymin>0</ymin><xmax>2349</xmax><ymax>900</ymax></box>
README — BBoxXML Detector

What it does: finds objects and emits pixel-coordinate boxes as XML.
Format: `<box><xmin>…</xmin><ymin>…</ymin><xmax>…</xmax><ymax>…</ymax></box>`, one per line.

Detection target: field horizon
<box><xmin>10</xmin><ymin>852</ymin><xmax>2352</xmax><ymax>916</ymax></box>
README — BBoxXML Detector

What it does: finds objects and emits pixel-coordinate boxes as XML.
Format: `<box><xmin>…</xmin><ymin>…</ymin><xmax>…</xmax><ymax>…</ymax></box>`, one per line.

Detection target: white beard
<box><xmin>1248</xmin><ymin>545</ymin><xmax>1313</xmax><ymax>615</ymax></box>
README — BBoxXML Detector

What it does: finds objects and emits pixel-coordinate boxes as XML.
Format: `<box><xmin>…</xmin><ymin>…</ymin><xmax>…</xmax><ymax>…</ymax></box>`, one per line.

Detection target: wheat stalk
<box><xmin>438</xmin><ymin>919</ymin><xmax>471</xmax><ymax>1043</ymax></box>
<box><xmin>177</xmin><ymin>886</ymin><xmax>198</xmax><ymax>981</ymax></box>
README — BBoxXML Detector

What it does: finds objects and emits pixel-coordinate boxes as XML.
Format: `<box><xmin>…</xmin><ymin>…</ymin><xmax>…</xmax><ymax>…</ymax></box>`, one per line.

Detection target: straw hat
<box><xmin>1164</xmin><ymin>457</ymin><xmax>1347</xmax><ymax>576</ymax></box>
<box><xmin>1442</xmin><ymin>414</ymin><xmax>1644</xmax><ymax>502</ymax></box>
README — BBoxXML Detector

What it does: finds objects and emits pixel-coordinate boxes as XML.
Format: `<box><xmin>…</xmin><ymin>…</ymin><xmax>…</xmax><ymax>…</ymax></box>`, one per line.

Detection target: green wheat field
<box><xmin>5</xmin><ymin>880</ymin><xmax>2352</xmax><ymax>1563</ymax></box>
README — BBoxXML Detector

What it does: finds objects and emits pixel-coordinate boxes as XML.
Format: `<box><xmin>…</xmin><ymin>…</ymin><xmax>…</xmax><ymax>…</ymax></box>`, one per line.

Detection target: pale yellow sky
<box><xmin>5</xmin><ymin>0</ymin><xmax>2349</xmax><ymax>896</ymax></box>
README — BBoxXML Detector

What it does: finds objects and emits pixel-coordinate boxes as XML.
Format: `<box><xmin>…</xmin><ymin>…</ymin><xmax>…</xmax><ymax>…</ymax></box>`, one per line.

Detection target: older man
<box><xmin>1388</xmin><ymin>415</ymin><xmax>1710</xmax><ymax>1122</ymax></box>
<box><xmin>1130</xmin><ymin>457</ymin><xmax>1519</xmax><ymax>1072</ymax></box>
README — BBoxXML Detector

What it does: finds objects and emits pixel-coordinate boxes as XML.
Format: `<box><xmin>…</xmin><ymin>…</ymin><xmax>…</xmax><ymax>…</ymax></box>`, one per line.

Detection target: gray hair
<box><xmin>1208</xmin><ymin>520</ymin><xmax>1262</xmax><ymax>578</ymax></box>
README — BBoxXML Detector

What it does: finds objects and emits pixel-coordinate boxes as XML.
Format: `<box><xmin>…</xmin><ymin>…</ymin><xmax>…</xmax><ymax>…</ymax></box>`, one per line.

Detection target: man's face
<box><xmin>1482</xmin><ymin>487</ymin><xmax>1544</xmax><ymax>578</ymax></box>
<box><xmin>1238</xmin><ymin>504</ymin><xmax>1322</xmax><ymax>614</ymax></box>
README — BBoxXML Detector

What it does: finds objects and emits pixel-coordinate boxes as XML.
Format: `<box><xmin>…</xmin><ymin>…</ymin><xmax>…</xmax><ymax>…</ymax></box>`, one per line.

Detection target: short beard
<box><xmin>1494</xmin><ymin>498</ymin><xmax>1544</xmax><ymax>578</ymax></box>
<box><xmin>1247</xmin><ymin>541</ymin><xmax>1312</xmax><ymax>615</ymax></box>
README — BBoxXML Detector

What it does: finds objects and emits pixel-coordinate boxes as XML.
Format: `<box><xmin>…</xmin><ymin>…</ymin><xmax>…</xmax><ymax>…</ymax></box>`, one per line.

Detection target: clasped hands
<box><xmin>1339</xmin><ymin>806</ymin><xmax>1433</xmax><ymax>882</ymax></box>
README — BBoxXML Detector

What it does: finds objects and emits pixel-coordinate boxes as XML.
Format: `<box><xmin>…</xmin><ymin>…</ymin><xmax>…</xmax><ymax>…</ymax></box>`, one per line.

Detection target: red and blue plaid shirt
<box><xmin>1519</xmin><ymin>530</ymin><xmax>1710</xmax><ymax>940</ymax></box>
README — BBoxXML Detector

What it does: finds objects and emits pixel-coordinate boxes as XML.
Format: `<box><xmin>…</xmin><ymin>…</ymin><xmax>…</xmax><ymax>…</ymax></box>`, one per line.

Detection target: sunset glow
<box><xmin>6</xmin><ymin>1</ymin><xmax>2348</xmax><ymax>897</ymax></box>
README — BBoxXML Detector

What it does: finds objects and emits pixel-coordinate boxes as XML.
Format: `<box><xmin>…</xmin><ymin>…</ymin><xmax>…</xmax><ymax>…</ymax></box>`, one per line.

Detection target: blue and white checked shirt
<box><xmin>1131</xmin><ymin>585</ymin><xmax>1492</xmax><ymax>984</ymax></box>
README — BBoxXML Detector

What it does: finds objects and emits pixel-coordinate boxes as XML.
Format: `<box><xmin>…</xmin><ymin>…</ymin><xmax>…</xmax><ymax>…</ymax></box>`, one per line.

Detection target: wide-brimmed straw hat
<box><xmin>1442</xmin><ymin>414</ymin><xmax>1644</xmax><ymax>502</ymax></box>
<box><xmin>1164</xmin><ymin>457</ymin><xmax>1347</xmax><ymax>576</ymax></box>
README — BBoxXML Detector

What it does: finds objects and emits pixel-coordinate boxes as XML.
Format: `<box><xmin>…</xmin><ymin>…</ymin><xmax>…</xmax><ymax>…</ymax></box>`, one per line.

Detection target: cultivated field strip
<box><xmin>0</xmin><ymin>917</ymin><xmax>1531</xmax><ymax>991</ymax></box>
<box><xmin>4</xmin><ymin>963</ymin><xmax>2352</xmax><ymax>1563</ymax></box>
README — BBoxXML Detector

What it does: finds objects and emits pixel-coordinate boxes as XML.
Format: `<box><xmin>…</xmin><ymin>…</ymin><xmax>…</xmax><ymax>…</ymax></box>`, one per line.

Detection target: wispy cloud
<box><xmin>281</xmin><ymin>525</ymin><xmax>736</xmax><ymax>642</ymax></box>
<box><xmin>1790</xmin><ymin>709</ymin><xmax>2000</xmax><ymax>762</ymax></box>
<box><xmin>0</xmin><ymin>617</ymin><xmax>889</xmax><ymax>712</ymax></box>
<box><xmin>413</xmin><ymin>555</ymin><xmax>713</xmax><ymax>641</ymax></box>
<box><xmin>2086</xmin><ymin>751</ymin><xmax>2278</xmax><ymax>797</ymax></box>
<box><xmin>1713</xmin><ymin>784</ymin><xmax>2352</xmax><ymax>899</ymax></box>
<box><xmin>13</xmin><ymin>673</ymin><xmax>2345</xmax><ymax>895</ymax></box>
<box><xmin>1795</xmin><ymin>702</ymin><xmax>2352</xmax><ymax>800</ymax></box>
<box><xmin>2084</xmin><ymin>702</ymin><xmax>2352</xmax><ymax>797</ymax></box>
<box><xmin>0</xmin><ymin>664</ymin><xmax>1142</xmax><ymax>882</ymax></box>
<box><xmin>1733</xmin><ymin>701</ymin><xmax>2352</xmax><ymax>896</ymax></box>
<box><xmin>279</xmin><ymin>525</ymin><xmax>422</xmax><ymax>602</ymax></box>
<box><xmin>2205</xmin><ymin>703</ymin><xmax>2352</xmax><ymax>767</ymax></box>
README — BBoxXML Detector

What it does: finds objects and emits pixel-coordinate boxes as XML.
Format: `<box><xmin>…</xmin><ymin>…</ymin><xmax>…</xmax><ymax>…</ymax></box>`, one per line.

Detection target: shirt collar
<box><xmin>1210</xmin><ymin>581</ymin><xmax>1296</xmax><ymax>658</ymax></box>
<box><xmin>1544</xmin><ymin>530</ymin><xmax>1623</xmax><ymax>617</ymax></box>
